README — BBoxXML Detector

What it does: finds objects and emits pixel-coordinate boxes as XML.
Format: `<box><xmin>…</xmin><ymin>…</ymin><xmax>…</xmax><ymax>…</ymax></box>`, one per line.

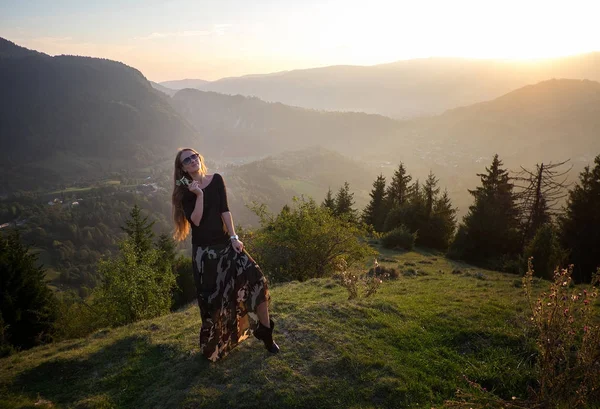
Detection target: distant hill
<box><xmin>163</xmin><ymin>54</ymin><xmax>600</xmax><ymax>119</ymax></box>
<box><xmin>221</xmin><ymin>147</ymin><xmax>375</xmax><ymax>225</ymax></box>
<box><xmin>168</xmin><ymin>79</ymin><xmax>600</xmax><ymax>218</ymax></box>
<box><xmin>0</xmin><ymin>38</ymin><xmax>199</xmax><ymax>194</ymax></box>
<box><xmin>414</xmin><ymin>78</ymin><xmax>600</xmax><ymax>164</ymax></box>
<box><xmin>149</xmin><ymin>81</ymin><xmax>177</xmax><ymax>96</ymax></box>
<box><xmin>160</xmin><ymin>78</ymin><xmax>209</xmax><ymax>89</ymax></box>
<box><xmin>169</xmin><ymin>88</ymin><xmax>404</xmax><ymax>159</ymax></box>
<box><xmin>393</xmin><ymin>78</ymin><xmax>600</xmax><ymax>215</ymax></box>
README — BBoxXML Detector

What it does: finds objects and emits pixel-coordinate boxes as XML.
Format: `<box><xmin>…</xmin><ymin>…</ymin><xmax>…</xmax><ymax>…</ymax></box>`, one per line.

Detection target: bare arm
<box><xmin>221</xmin><ymin>211</ymin><xmax>236</xmax><ymax>236</ymax></box>
<box><xmin>188</xmin><ymin>180</ymin><xmax>204</xmax><ymax>226</ymax></box>
<box><xmin>222</xmin><ymin>211</ymin><xmax>244</xmax><ymax>252</ymax></box>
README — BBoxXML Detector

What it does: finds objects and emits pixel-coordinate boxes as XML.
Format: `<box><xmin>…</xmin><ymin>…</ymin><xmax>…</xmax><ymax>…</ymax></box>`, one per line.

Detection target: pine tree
<box><xmin>423</xmin><ymin>171</ymin><xmax>440</xmax><ymax>217</ymax></box>
<box><xmin>155</xmin><ymin>233</ymin><xmax>177</xmax><ymax>276</ymax></box>
<box><xmin>431</xmin><ymin>189</ymin><xmax>457</xmax><ymax>249</ymax></box>
<box><xmin>322</xmin><ymin>187</ymin><xmax>336</xmax><ymax>212</ymax></box>
<box><xmin>559</xmin><ymin>155</ymin><xmax>600</xmax><ymax>283</ymax></box>
<box><xmin>362</xmin><ymin>174</ymin><xmax>387</xmax><ymax>231</ymax></box>
<box><xmin>121</xmin><ymin>205</ymin><xmax>155</xmax><ymax>259</ymax></box>
<box><xmin>334</xmin><ymin>182</ymin><xmax>358</xmax><ymax>222</ymax></box>
<box><xmin>449</xmin><ymin>154</ymin><xmax>520</xmax><ymax>264</ymax></box>
<box><xmin>0</xmin><ymin>230</ymin><xmax>57</xmax><ymax>351</ymax></box>
<box><xmin>386</xmin><ymin>162</ymin><xmax>412</xmax><ymax>209</ymax></box>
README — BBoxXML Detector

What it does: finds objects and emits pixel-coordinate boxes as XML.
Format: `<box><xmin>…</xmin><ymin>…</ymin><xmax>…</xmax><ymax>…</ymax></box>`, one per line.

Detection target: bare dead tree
<box><xmin>512</xmin><ymin>159</ymin><xmax>572</xmax><ymax>247</ymax></box>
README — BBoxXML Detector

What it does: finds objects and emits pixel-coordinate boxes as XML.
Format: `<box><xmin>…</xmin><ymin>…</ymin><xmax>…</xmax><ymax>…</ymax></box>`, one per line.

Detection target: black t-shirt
<box><xmin>182</xmin><ymin>173</ymin><xmax>230</xmax><ymax>246</ymax></box>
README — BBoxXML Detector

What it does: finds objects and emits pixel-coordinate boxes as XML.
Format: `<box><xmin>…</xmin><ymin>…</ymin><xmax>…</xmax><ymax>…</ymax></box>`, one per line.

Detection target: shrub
<box><xmin>381</xmin><ymin>225</ymin><xmax>417</xmax><ymax>250</ymax></box>
<box><xmin>53</xmin><ymin>291</ymin><xmax>101</xmax><ymax>340</ymax></box>
<box><xmin>523</xmin><ymin>262</ymin><xmax>600</xmax><ymax>407</ymax></box>
<box><xmin>248</xmin><ymin>197</ymin><xmax>376</xmax><ymax>282</ymax></box>
<box><xmin>93</xmin><ymin>240</ymin><xmax>176</xmax><ymax>327</ymax></box>
<box><xmin>523</xmin><ymin>223</ymin><xmax>568</xmax><ymax>280</ymax></box>
<box><xmin>171</xmin><ymin>255</ymin><xmax>196</xmax><ymax>310</ymax></box>
<box><xmin>444</xmin><ymin>263</ymin><xmax>600</xmax><ymax>408</ymax></box>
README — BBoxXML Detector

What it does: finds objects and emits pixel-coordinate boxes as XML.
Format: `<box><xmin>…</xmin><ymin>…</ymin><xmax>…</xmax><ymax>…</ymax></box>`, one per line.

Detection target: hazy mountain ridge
<box><xmin>167</xmin><ymin>78</ymin><xmax>600</xmax><ymax>219</ymax></box>
<box><xmin>414</xmin><ymin>78</ymin><xmax>600</xmax><ymax>163</ymax></box>
<box><xmin>222</xmin><ymin>147</ymin><xmax>375</xmax><ymax>225</ymax></box>
<box><xmin>0</xmin><ymin>37</ymin><xmax>199</xmax><ymax>194</ymax></box>
<box><xmin>149</xmin><ymin>81</ymin><xmax>177</xmax><ymax>97</ymax></box>
<box><xmin>161</xmin><ymin>54</ymin><xmax>600</xmax><ymax>119</ymax></box>
<box><xmin>2</xmin><ymin>38</ymin><xmax>599</xmax><ymax>222</ymax></box>
<box><xmin>160</xmin><ymin>78</ymin><xmax>209</xmax><ymax>89</ymax></box>
<box><xmin>169</xmin><ymin>88</ymin><xmax>403</xmax><ymax>159</ymax></box>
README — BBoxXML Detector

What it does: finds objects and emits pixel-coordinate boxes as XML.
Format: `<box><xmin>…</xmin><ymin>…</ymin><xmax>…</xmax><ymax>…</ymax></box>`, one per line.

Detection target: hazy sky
<box><xmin>1</xmin><ymin>0</ymin><xmax>599</xmax><ymax>82</ymax></box>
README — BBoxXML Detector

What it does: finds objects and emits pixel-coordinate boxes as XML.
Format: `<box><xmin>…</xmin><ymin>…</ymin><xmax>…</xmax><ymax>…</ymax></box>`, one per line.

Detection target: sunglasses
<box><xmin>181</xmin><ymin>153</ymin><xmax>199</xmax><ymax>166</ymax></box>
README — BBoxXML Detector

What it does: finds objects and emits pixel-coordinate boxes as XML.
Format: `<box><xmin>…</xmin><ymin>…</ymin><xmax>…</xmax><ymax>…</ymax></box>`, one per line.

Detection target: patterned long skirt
<box><xmin>192</xmin><ymin>242</ymin><xmax>269</xmax><ymax>362</ymax></box>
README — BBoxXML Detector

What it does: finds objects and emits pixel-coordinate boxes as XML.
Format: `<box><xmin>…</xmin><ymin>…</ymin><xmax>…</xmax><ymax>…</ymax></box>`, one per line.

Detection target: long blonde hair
<box><xmin>172</xmin><ymin>148</ymin><xmax>207</xmax><ymax>241</ymax></box>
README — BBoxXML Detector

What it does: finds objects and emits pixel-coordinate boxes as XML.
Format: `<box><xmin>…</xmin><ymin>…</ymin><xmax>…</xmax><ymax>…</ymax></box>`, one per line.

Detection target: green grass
<box><xmin>0</xmin><ymin>250</ymin><xmax>540</xmax><ymax>409</ymax></box>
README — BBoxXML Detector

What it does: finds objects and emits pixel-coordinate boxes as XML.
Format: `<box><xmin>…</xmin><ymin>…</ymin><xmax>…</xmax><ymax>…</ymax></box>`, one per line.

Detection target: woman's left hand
<box><xmin>232</xmin><ymin>239</ymin><xmax>244</xmax><ymax>253</ymax></box>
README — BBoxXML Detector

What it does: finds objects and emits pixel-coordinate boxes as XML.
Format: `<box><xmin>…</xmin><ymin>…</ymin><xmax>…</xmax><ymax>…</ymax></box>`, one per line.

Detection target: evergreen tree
<box><xmin>386</xmin><ymin>163</ymin><xmax>412</xmax><ymax>209</ymax></box>
<box><xmin>0</xmin><ymin>230</ymin><xmax>57</xmax><ymax>351</ymax></box>
<box><xmin>559</xmin><ymin>155</ymin><xmax>600</xmax><ymax>283</ymax></box>
<box><xmin>121</xmin><ymin>204</ymin><xmax>155</xmax><ymax>259</ymax></box>
<box><xmin>430</xmin><ymin>189</ymin><xmax>457</xmax><ymax>249</ymax></box>
<box><xmin>155</xmin><ymin>233</ymin><xmax>177</xmax><ymax>274</ymax></box>
<box><xmin>334</xmin><ymin>182</ymin><xmax>358</xmax><ymax>222</ymax></box>
<box><xmin>448</xmin><ymin>154</ymin><xmax>520</xmax><ymax>264</ymax></box>
<box><xmin>410</xmin><ymin>179</ymin><xmax>424</xmax><ymax>208</ymax></box>
<box><xmin>322</xmin><ymin>187</ymin><xmax>336</xmax><ymax>212</ymax></box>
<box><xmin>423</xmin><ymin>171</ymin><xmax>440</xmax><ymax>217</ymax></box>
<box><xmin>362</xmin><ymin>174</ymin><xmax>387</xmax><ymax>231</ymax></box>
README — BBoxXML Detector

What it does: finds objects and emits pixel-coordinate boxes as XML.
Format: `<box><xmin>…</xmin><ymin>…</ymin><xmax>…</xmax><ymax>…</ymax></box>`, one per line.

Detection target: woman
<box><xmin>172</xmin><ymin>148</ymin><xmax>279</xmax><ymax>361</ymax></box>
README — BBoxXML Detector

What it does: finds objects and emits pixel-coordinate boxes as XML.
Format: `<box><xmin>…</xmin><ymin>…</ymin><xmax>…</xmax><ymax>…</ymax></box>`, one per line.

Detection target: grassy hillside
<box><xmin>0</xmin><ymin>249</ymin><xmax>543</xmax><ymax>409</ymax></box>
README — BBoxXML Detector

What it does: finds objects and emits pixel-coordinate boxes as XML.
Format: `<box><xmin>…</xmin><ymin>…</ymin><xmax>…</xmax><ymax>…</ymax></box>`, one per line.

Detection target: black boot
<box><xmin>254</xmin><ymin>319</ymin><xmax>280</xmax><ymax>354</ymax></box>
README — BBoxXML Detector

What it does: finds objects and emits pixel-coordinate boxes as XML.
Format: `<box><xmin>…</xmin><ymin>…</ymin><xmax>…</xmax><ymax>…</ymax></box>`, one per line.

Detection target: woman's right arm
<box><xmin>188</xmin><ymin>180</ymin><xmax>204</xmax><ymax>226</ymax></box>
<box><xmin>190</xmin><ymin>194</ymin><xmax>204</xmax><ymax>226</ymax></box>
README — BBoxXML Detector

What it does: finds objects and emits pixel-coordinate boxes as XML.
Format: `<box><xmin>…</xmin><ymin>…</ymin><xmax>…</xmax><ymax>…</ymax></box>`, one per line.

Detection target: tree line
<box><xmin>341</xmin><ymin>154</ymin><xmax>599</xmax><ymax>283</ymax></box>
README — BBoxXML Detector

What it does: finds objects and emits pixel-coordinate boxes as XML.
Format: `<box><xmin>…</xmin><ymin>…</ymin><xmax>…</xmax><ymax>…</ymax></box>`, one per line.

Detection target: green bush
<box><xmin>524</xmin><ymin>223</ymin><xmax>568</xmax><ymax>280</ymax></box>
<box><xmin>92</xmin><ymin>240</ymin><xmax>176</xmax><ymax>327</ymax></box>
<box><xmin>247</xmin><ymin>197</ymin><xmax>375</xmax><ymax>282</ymax></box>
<box><xmin>171</xmin><ymin>255</ymin><xmax>196</xmax><ymax>310</ymax></box>
<box><xmin>53</xmin><ymin>291</ymin><xmax>101</xmax><ymax>341</ymax></box>
<box><xmin>381</xmin><ymin>225</ymin><xmax>417</xmax><ymax>250</ymax></box>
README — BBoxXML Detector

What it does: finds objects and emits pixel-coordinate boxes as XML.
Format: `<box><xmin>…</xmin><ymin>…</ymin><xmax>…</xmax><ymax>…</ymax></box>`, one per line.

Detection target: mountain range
<box><xmin>0</xmin><ymin>38</ymin><xmax>199</xmax><ymax>193</ymax></box>
<box><xmin>159</xmin><ymin>53</ymin><xmax>600</xmax><ymax>119</ymax></box>
<box><xmin>1</xmin><ymin>37</ymin><xmax>599</xmax><ymax>221</ymax></box>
